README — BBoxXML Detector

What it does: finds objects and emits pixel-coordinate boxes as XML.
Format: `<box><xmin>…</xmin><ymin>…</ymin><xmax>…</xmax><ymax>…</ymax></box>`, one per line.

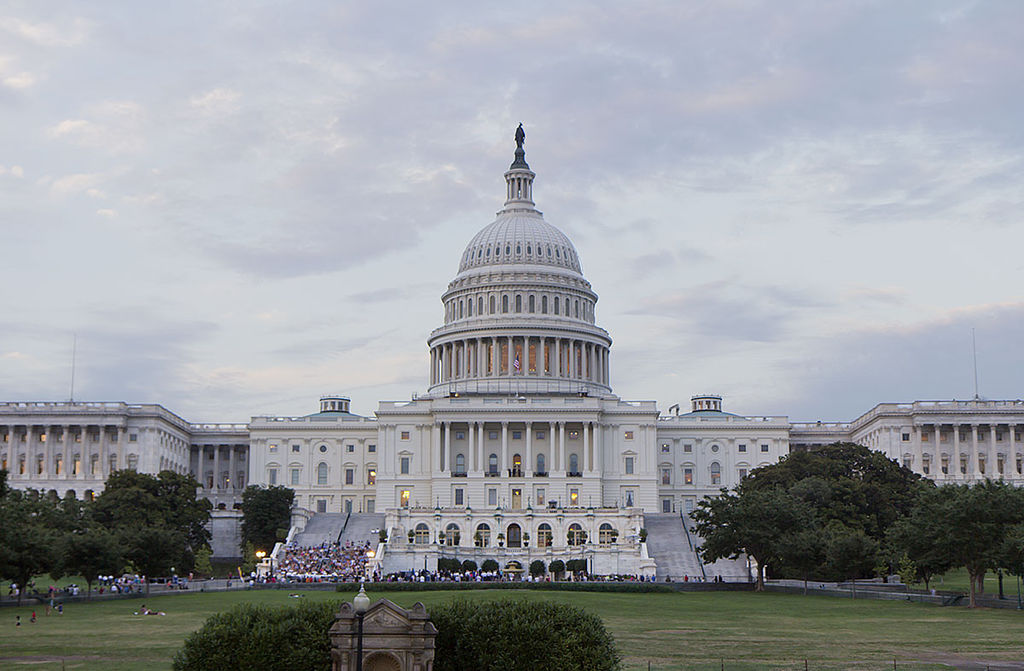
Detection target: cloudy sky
<box><xmin>2</xmin><ymin>1</ymin><xmax>1023</xmax><ymax>423</ymax></box>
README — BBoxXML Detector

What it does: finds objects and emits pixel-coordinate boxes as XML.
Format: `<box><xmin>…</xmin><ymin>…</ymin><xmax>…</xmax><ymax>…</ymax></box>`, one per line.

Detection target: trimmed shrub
<box><xmin>437</xmin><ymin>557</ymin><xmax>461</xmax><ymax>573</ymax></box>
<box><xmin>481</xmin><ymin>559</ymin><xmax>499</xmax><ymax>572</ymax></box>
<box><xmin>431</xmin><ymin>599</ymin><xmax>620</xmax><ymax>671</ymax></box>
<box><xmin>529</xmin><ymin>559</ymin><xmax>546</xmax><ymax>577</ymax></box>
<box><xmin>460</xmin><ymin>559</ymin><xmax>477</xmax><ymax>572</ymax></box>
<box><xmin>548</xmin><ymin>559</ymin><xmax>565</xmax><ymax>575</ymax></box>
<box><xmin>566</xmin><ymin>559</ymin><xmax>588</xmax><ymax>574</ymax></box>
<box><xmin>172</xmin><ymin>601</ymin><xmax>337</xmax><ymax>671</ymax></box>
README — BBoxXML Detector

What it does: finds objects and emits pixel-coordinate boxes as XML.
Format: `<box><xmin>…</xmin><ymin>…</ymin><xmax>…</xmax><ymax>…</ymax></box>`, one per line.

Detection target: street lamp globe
<box><xmin>353</xmin><ymin>584</ymin><xmax>370</xmax><ymax>614</ymax></box>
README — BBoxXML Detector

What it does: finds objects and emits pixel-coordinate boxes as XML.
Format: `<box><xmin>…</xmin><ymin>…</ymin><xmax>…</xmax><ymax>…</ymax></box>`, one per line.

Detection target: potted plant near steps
<box><xmin>438</xmin><ymin>530</ymin><xmax>446</xmax><ymax>545</ymax></box>
<box><xmin>522</xmin><ymin>532</ymin><xmax>531</xmax><ymax>548</ymax></box>
<box><xmin>407</xmin><ymin>530</ymin><xmax>415</xmax><ymax>544</ymax></box>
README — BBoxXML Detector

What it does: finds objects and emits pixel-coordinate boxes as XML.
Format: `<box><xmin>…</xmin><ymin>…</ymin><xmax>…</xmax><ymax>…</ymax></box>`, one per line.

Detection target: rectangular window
<box><xmin>292</xmin><ymin>444</ymin><xmax>301</xmax><ymax>453</ymax></box>
<box><xmin>345</xmin><ymin>468</ymin><xmax>354</xmax><ymax>485</ymax></box>
<box><xmin>739</xmin><ymin>468</ymin><xmax>747</xmax><ymax>479</ymax></box>
<box><xmin>269</xmin><ymin>444</ymin><xmax>278</xmax><ymax>453</ymax></box>
<box><xmin>512</xmin><ymin>431</ymin><xmax>522</xmax><ymax>440</ymax></box>
<box><xmin>401</xmin><ymin>431</ymin><xmax>410</xmax><ymax>440</ymax></box>
<box><xmin>400</xmin><ymin>490</ymin><xmax>410</xmax><ymax>507</ymax></box>
<box><xmin>683</xmin><ymin>444</ymin><xmax>692</xmax><ymax>453</ymax></box>
<box><xmin>662</xmin><ymin>498</ymin><xmax>672</xmax><ymax>513</ymax></box>
<box><xmin>922</xmin><ymin>433</ymin><xmax>930</xmax><ymax>442</ymax></box>
<box><xmin>367</xmin><ymin>468</ymin><xmax>376</xmax><ymax>485</ymax></box>
<box><xmin>684</xmin><ymin>468</ymin><xmax>693</xmax><ymax>485</ymax></box>
<box><xmin>367</xmin><ymin>499</ymin><xmax>375</xmax><ymax>513</ymax></box>
<box><xmin>489</xmin><ymin>431</ymin><xmax>498</xmax><ymax>440</ymax></box>
<box><xmin>568</xmin><ymin>430</ymin><xmax>580</xmax><ymax>439</ymax></box>
<box><xmin>347</xmin><ymin>444</ymin><xmax>354</xmax><ymax>453</ymax></box>
<box><xmin>902</xmin><ymin>433</ymin><xmax>910</xmax><ymax>442</ymax></box>
<box><xmin>454</xmin><ymin>488</ymin><xmax>464</xmax><ymax>505</ymax></box>
<box><xmin>368</xmin><ymin>443</ymin><xmax>376</xmax><ymax>453</ymax></box>
<box><xmin>290</xmin><ymin>468</ymin><xmax>300</xmax><ymax>485</ymax></box>
<box><xmin>661</xmin><ymin>468</ymin><xmax>671</xmax><ymax>485</ymax></box>
<box><xmin>400</xmin><ymin>457</ymin><xmax>410</xmax><ymax>474</ymax></box>
<box><xmin>661</xmin><ymin>443</ymin><xmax>670</xmax><ymax>453</ymax></box>
<box><xmin>268</xmin><ymin>468</ymin><xmax>278</xmax><ymax>485</ymax></box>
<box><xmin>760</xmin><ymin>444</ymin><xmax>769</xmax><ymax>452</ymax></box>
<box><xmin>316</xmin><ymin>499</ymin><xmax>327</xmax><ymax>513</ymax></box>
<box><xmin>536</xmin><ymin>488</ymin><xmax>545</xmax><ymax>506</ymax></box>
<box><xmin>536</xmin><ymin>431</ymin><xmax>545</xmax><ymax>440</ymax></box>
<box><xmin>129</xmin><ymin>433</ymin><xmax>138</xmax><ymax>442</ymax></box>
<box><xmin>624</xmin><ymin>431</ymin><xmax>634</xmax><ymax>440</ymax></box>
<box><xmin>570</xmin><ymin>488</ymin><xmax>579</xmax><ymax>505</ymax></box>
<box><xmin>625</xmin><ymin>457</ymin><xmax>634</xmax><ymax>474</ymax></box>
<box><xmin>455</xmin><ymin>432</ymin><xmax>465</xmax><ymax>440</ymax></box>
<box><xmin>488</xmin><ymin>488</ymin><xmax>497</xmax><ymax>506</ymax></box>
<box><xmin>738</xmin><ymin>444</ymin><xmax>746</xmax><ymax>452</ymax></box>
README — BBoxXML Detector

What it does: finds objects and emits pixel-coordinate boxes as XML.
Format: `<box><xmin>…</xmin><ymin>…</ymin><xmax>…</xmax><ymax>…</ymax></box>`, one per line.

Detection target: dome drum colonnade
<box><xmin>427</xmin><ymin>126</ymin><xmax>611</xmax><ymax>397</ymax></box>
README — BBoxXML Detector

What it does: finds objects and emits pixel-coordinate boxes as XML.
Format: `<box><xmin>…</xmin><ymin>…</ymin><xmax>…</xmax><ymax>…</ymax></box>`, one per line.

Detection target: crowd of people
<box><xmin>274</xmin><ymin>541</ymin><xmax>372</xmax><ymax>582</ymax></box>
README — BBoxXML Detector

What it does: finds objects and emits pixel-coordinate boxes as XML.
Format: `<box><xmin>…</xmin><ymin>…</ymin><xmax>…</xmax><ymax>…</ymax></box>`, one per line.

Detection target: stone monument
<box><xmin>330</xmin><ymin>597</ymin><xmax>436</xmax><ymax>671</ymax></box>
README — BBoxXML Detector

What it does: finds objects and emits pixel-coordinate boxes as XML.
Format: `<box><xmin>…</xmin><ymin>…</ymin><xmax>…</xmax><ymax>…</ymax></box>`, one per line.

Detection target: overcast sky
<box><xmin>2</xmin><ymin>1</ymin><xmax>1023</xmax><ymax>423</ymax></box>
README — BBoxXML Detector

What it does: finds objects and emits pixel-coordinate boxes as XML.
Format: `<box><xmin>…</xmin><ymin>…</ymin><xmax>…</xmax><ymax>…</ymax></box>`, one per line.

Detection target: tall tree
<box><xmin>888</xmin><ymin>483</ymin><xmax>954</xmax><ymax>591</ymax></box>
<box><xmin>0</xmin><ymin>490</ymin><xmax>60</xmax><ymax>604</ymax></box>
<box><xmin>57</xmin><ymin>528</ymin><xmax>123</xmax><ymax>599</ymax></box>
<box><xmin>121</xmin><ymin>526</ymin><xmax>187</xmax><ymax>594</ymax></box>
<box><xmin>240</xmin><ymin>485</ymin><xmax>294</xmax><ymax>553</ymax></box>
<box><xmin>693</xmin><ymin>487</ymin><xmax>815</xmax><ymax>590</ymax></box>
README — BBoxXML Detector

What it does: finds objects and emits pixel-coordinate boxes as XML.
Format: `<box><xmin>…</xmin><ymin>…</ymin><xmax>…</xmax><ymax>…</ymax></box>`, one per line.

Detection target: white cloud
<box><xmin>0</xmin><ymin>16</ymin><xmax>91</xmax><ymax>47</ymax></box>
<box><xmin>49</xmin><ymin>172</ymin><xmax>103</xmax><ymax>196</ymax></box>
<box><xmin>0</xmin><ymin>165</ymin><xmax>24</xmax><ymax>178</ymax></box>
<box><xmin>189</xmin><ymin>88</ymin><xmax>241</xmax><ymax>116</ymax></box>
<box><xmin>96</xmin><ymin>208</ymin><xmax>117</xmax><ymax>217</ymax></box>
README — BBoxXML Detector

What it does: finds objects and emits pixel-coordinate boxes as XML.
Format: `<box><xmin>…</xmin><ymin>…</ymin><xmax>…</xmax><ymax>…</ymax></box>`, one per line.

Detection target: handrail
<box><xmin>336</xmin><ymin>510</ymin><xmax>352</xmax><ymax>545</ymax></box>
<box><xmin>680</xmin><ymin>511</ymin><xmax>707</xmax><ymax>581</ymax></box>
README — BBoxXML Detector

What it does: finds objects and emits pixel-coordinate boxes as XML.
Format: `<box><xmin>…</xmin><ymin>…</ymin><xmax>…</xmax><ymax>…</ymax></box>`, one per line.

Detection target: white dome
<box><xmin>458</xmin><ymin>213</ymin><xmax>582</xmax><ymax>275</ymax></box>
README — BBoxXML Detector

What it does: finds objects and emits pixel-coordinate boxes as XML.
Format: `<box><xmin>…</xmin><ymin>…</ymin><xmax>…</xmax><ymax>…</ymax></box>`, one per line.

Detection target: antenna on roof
<box><xmin>972</xmin><ymin>328</ymin><xmax>980</xmax><ymax>400</ymax></box>
<box><xmin>69</xmin><ymin>333</ymin><xmax>77</xmax><ymax>403</ymax></box>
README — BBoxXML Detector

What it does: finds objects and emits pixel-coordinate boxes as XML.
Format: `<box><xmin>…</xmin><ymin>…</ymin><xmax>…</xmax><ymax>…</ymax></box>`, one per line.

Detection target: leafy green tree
<box><xmin>240</xmin><ymin>485</ymin><xmax>294</xmax><ymax>554</ymax></box>
<box><xmin>481</xmin><ymin>559</ymin><xmax>499</xmax><ymax>573</ymax></box>
<box><xmin>777</xmin><ymin>527</ymin><xmax>826</xmax><ymax>594</ymax></box>
<box><xmin>0</xmin><ymin>489</ymin><xmax>60</xmax><ymax>604</ymax></box>
<box><xmin>0</xmin><ymin>468</ymin><xmax>8</xmax><ymax>498</ymax></box>
<box><xmin>460</xmin><ymin>559</ymin><xmax>477</xmax><ymax>573</ymax></box>
<box><xmin>548</xmin><ymin>559</ymin><xmax>565</xmax><ymax>578</ymax></box>
<box><xmin>121</xmin><ymin>526</ymin><xmax>187</xmax><ymax>593</ymax></box>
<box><xmin>824</xmin><ymin>527</ymin><xmax>879</xmax><ymax>583</ymax></box>
<box><xmin>57</xmin><ymin>528</ymin><xmax>123</xmax><ymax>599</ymax></box>
<box><xmin>529</xmin><ymin>559</ymin><xmax>546</xmax><ymax>577</ymax></box>
<box><xmin>431</xmin><ymin>599</ymin><xmax>620</xmax><ymax>671</ymax></box>
<box><xmin>174</xmin><ymin>600</ymin><xmax>336</xmax><ymax>671</ymax></box>
<box><xmin>888</xmin><ymin>484</ymin><xmax>954</xmax><ymax>591</ymax></box>
<box><xmin>693</xmin><ymin>487</ymin><xmax>815</xmax><ymax>590</ymax></box>
<box><xmin>193</xmin><ymin>545</ymin><xmax>214</xmax><ymax>577</ymax></box>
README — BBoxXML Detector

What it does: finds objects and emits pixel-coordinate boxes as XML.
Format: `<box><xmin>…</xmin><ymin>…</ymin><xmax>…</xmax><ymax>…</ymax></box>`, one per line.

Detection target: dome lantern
<box><xmin>503</xmin><ymin>123</ymin><xmax>536</xmax><ymax>210</ymax></box>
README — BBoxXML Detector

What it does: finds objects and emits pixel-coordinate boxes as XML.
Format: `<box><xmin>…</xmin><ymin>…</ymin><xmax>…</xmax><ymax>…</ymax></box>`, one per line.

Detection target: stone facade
<box><xmin>330</xmin><ymin>599</ymin><xmax>436</xmax><ymax>671</ymax></box>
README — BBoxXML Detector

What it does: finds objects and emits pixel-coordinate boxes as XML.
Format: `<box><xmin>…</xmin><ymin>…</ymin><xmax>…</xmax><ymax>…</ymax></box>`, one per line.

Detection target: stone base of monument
<box><xmin>330</xmin><ymin>598</ymin><xmax>436</xmax><ymax>671</ymax></box>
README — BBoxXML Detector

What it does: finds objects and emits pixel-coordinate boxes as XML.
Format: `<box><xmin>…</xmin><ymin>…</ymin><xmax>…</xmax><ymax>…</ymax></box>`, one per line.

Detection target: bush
<box><xmin>437</xmin><ymin>557</ymin><xmax>461</xmax><ymax>573</ymax></box>
<box><xmin>173</xmin><ymin>601</ymin><xmax>337</xmax><ymax>671</ymax></box>
<box><xmin>529</xmin><ymin>559</ymin><xmax>546</xmax><ymax>577</ymax></box>
<box><xmin>431</xmin><ymin>599</ymin><xmax>620</xmax><ymax>671</ymax></box>
<box><xmin>461</xmin><ymin>559</ymin><xmax>477</xmax><ymax>573</ymax></box>
<box><xmin>481</xmin><ymin>559</ymin><xmax>499</xmax><ymax>572</ymax></box>
<box><xmin>566</xmin><ymin>559</ymin><xmax>588</xmax><ymax>574</ymax></box>
<box><xmin>548</xmin><ymin>559</ymin><xmax>565</xmax><ymax>575</ymax></box>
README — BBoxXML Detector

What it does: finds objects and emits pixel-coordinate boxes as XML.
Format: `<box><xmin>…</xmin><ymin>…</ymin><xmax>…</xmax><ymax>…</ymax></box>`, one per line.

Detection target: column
<box><xmin>1010</xmin><ymin>424</ymin><xmax>1018</xmax><ymax>478</ymax></box>
<box><xmin>913</xmin><ymin>425</ymin><xmax>923</xmax><ymax>474</ymax></box>
<box><xmin>213</xmin><ymin>444</ymin><xmax>221</xmax><ymax>490</ymax></box>
<box><xmin>583</xmin><ymin>421</ymin><xmax>591</xmax><ymax>472</ymax></box>
<box><xmin>229</xmin><ymin>445</ymin><xmax>237</xmax><ymax>491</ymax></box>
<box><xmin>26</xmin><ymin>424</ymin><xmax>37</xmax><ymax>479</ymax></box>
<box><xmin>555</xmin><ymin>338</ymin><xmax>562</xmax><ymax>378</ymax></box>
<box><xmin>507</xmin><ymin>336</ymin><xmax>513</xmax><ymax>376</ymax></box>
<box><xmin>559</xmin><ymin>421</ymin><xmax>566</xmax><ymax>474</ymax></box>
<box><xmin>550</xmin><ymin>422</ymin><xmax>558</xmax><ymax>472</ymax></box>
<box><xmin>525</xmin><ymin>422</ymin><xmax>533</xmax><ymax>476</ymax></box>
<box><xmin>477</xmin><ymin>422</ymin><xmax>485</xmax><ymax>471</ymax></box>
<box><xmin>432</xmin><ymin>423</ymin><xmax>441</xmax><ymax>473</ymax></box>
<box><xmin>501</xmin><ymin>422</ymin><xmax>508</xmax><ymax>474</ymax></box>
<box><xmin>953</xmin><ymin>426</ymin><xmax>961</xmax><ymax>479</ymax></box>
<box><xmin>970</xmin><ymin>424</ymin><xmax>980</xmax><ymax>478</ymax></box>
<box><xmin>990</xmin><ymin>425</ymin><xmax>999</xmax><ymax>478</ymax></box>
<box><xmin>469</xmin><ymin>421</ymin><xmax>476</xmax><ymax>472</ymax></box>
<box><xmin>932</xmin><ymin>425</ymin><xmax>940</xmax><ymax>478</ymax></box>
<box><xmin>443</xmin><ymin>422</ymin><xmax>451</xmax><ymax>473</ymax></box>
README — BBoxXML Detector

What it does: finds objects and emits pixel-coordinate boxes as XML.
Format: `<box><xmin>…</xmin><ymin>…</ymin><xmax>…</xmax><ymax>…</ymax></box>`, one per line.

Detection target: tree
<box><xmin>888</xmin><ymin>484</ymin><xmax>954</xmax><ymax>592</ymax></box>
<box><xmin>431</xmin><ymin>599</ymin><xmax>620</xmax><ymax>671</ymax></box>
<box><xmin>240</xmin><ymin>485</ymin><xmax>294</xmax><ymax>554</ymax></box>
<box><xmin>776</xmin><ymin>527</ymin><xmax>826</xmax><ymax>594</ymax></box>
<box><xmin>121</xmin><ymin>526</ymin><xmax>187</xmax><ymax>594</ymax></box>
<box><xmin>693</xmin><ymin>487</ymin><xmax>815</xmax><ymax>590</ymax></box>
<box><xmin>57</xmin><ymin>528</ymin><xmax>123</xmax><ymax>599</ymax></box>
<box><xmin>92</xmin><ymin>470</ymin><xmax>211</xmax><ymax>558</ymax></box>
<box><xmin>548</xmin><ymin>559</ymin><xmax>565</xmax><ymax>579</ymax></box>
<box><xmin>461</xmin><ymin>559</ymin><xmax>478</xmax><ymax>573</ymax></box>
<box><xmin>194</xmin><ymin>545</ymin><xmax>214</xmax><ymax>577</ymax></box>
<box><xmin>481</xmin><ymin>559</ymin><xmax>499</xmax><ymax>573</ymax></box>
<box><xmin>824</xmin><ymin>527</ymin><xmax>879</xmax><ymax>584</ymax></box>
<box><xmin>529</xmin><ymin>559</ymin><xmax>546</xmax><ymax>578</ymax></box>
<box><xmin>0</xmin><ymin>489</ymin><xmax>60</xmax><ymax>604</ymax></box>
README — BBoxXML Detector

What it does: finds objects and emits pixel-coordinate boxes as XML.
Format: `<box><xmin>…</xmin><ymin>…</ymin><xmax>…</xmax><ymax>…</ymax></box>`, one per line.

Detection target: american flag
<box><xmin>513</xmin><ymin>353</ymin><xmax>520</xmax><ymax>371</ymax></box>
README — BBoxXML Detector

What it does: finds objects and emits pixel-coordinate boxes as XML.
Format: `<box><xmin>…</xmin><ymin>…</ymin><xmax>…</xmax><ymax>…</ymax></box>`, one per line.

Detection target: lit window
<box><xmin>684</xmin><ymin>467</ymin><xmax>693</xmax><ymax>484</ymax></box>
<box><xmin>568</xmin><ymin>430</ymin><xmax>580</xmax><ymax>439</ymax></box>
<box><xmin>401</xmin><ymin>431</ymin><xmax>410</xmax><ymax>440</ymax></box>
<box><xmin>661</xmin><ymin>468</ymin><xmax>671</xmax><ymax>485</ymax></box>
<box><xmin>710</xmin><ymin>462</ymin><xmax>721</xmax><ymax>485</ymax></box>
<box><xmin>624</xmin><ymin>431</ymin><xmax>634</xmax><ymax>440</ymax></box>
<box><xmin>570</xmin><ymin>489</ymin><xmax>579</xmax><ymax>506</ymax></box>
<box><xmin>537</xmin><ymin>523</ymin><xmax>552</xmax><ymax>547</ymax></box>
<box><xmin>536</xmin><ymin>488</ymin><xmax>545</xmax><ymax>506</ymax></box>
<box><xmin>269</xmin><ymin>444</ymin><xmax>278</xmax><ymax>453</ymax></box>
<box><xmin>661</xmin><ymin>443</ymin><xmax>670</xmax><ymax>453</ymax></box>
<box><xmin>367</xmin><ymin>468</ymin><xmax>376</xmax><ymax>485</ymax></box>
<box><xmin>400</xmin><ymin>490</ymin><xmax>410</xmax><ymax>507</ymax></box>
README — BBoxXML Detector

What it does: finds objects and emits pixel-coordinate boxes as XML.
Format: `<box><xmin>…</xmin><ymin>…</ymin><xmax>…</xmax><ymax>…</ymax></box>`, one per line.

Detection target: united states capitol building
<box><xmin>3</xmin><ymin>130</ymin><xmax>1023</xmax><ymax>575</ymax></box>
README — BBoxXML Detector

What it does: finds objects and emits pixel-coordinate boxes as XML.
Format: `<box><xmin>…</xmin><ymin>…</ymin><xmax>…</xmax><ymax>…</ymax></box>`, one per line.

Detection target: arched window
<box><xmin>506</xmin><ymin>523</ymin><xmax>522</xmax><ymax>548</ymax></box>
<box><xmin>710</xmin><ymin>461</ymin><xmax>721</xmax><ymax>485</ymax></box>
<box><xmin>414</xmin><ymin>523</ymin><xmax>430</xmax><ymax>545</ymax></box>
<box><xmin>554</xmin><ymin>297</ymin><xmax>560</xmax><ymax>315</ymax></box>
<box><xmin>488</xmin><ymin>453</ymin><xmax>498</xmax><ymax>475</ymax></box>
<box><xmin>567</xmin><ymin>523</ymin><xmax>586</xmax><ymax>546</ymax></box>
<box><xmin>515</xmin><ymin>294</ymin><xmax>522</xmax><ymax>312</ymax></box>
<box><xmin>478</xmin><ymin>296</ymin><xmax>484</xmax><ymax>314</ymax></box>
<box><xmin>569</xmin><ymin>453</ymin><xmax>579</xmax><ymax>474</ymax></box>
<box><xmin>511</xmin><ymin>454</ymin><xmax>522</xmax><ymax>477</ymax></box>
<box><xmin>317</xmin><ymin>462</ymin><xmax>328</xmax><ymax>485</ymax></box>
<box><xmin>467</xmin><ymin>299</ymin><xmax>473</xmax><ymax>317</ymax></box>
<box><xmin>502</xmin><ymin>295</ymin><xmax>509</xmax><ymax>313</ymax></box>
<box><xmin>489</xmin><ymin>295</ymin><xmax>495</xmax><ymax>313</ymax></box>
<box><xmin>458</xmin><ymin>300</ymin><xmax>463</xmax><ymax>319</ymax></box>
<box><xmin>599</xmin><ymin>523</ymin><xmax>618</xmax><ymax>545</ymax></box>
<box><xmin>475</xmin><ymin>523</ymin><xmax>491</xmax><ymax>547</ymax></box>
<box><xmin>528</xmin><ymin>295</ymin><xmax>535</xmax><ymax>313</ymax></box>
<box><xmin>537</xmin><ymin>523</ymin><xmax>552</xmax><ymax>548</ymax></box>
<box><xmin>536</xmin><ymin>453</ymin><xmax>546</xmax><ymax>475</ymax></box>
<box><xmin>445</xmin><ymin>522</ymin><xmax>460</xmax><ymax>547</ymax></box>
<box><xmin>541</xmin><ymin>295</ymin><xmax>548</xmax><ymax>313</ymax></box>
<box><xmin>575</xmin><ymin>300</ymin><xmax>580</xmax><ymax>318</ymax></box>
<box><xmin>455</xmin><ymin>453</ymin><xmax>465</xmax><ymax>474</ymax></box>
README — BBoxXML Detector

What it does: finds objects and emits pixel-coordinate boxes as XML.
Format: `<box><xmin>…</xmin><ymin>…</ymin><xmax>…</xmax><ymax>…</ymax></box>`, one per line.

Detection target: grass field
<box><xmin>3</xmin><ymin>587</ymin><xmax>1024</xmax><ymax>670</ymax></box>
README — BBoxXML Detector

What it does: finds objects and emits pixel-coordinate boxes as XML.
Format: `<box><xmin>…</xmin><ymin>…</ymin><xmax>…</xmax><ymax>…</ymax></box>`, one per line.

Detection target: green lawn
<box><xmin>3</xmin><ymin>587</ymin><xmax>1024</xmax><ymax>670</ymax></box>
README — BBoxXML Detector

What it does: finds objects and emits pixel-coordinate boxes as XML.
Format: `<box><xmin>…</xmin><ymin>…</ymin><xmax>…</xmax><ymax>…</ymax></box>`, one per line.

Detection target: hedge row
<box><xmin>336</xmin><ymin>581</ymin><xmax>674</xmax><ymax>593</ymax></box>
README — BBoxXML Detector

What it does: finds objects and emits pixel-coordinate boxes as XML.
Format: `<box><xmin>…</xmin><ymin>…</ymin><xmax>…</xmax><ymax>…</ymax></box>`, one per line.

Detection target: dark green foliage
<box><xmin>824</xmin><ymin>528</ymin><xmax>879</xmax><ymax>582</ymax></box>
<box><xmin>123</xmin><ymin>526</ymin><xmax>189</xmax><ymax>591</ymax></box>
<box><xmin>430</xmin><ymin>599</ymin><xmax>620</xmax><ymax>671</ymax></box>
<box><xmin>173</xmin><ymin>601</ymin><xmax>337</xmax><ymax>671</ymax></box>
<box><xmin>57</xmin><ymin>527</ymin><xmax>123</xmax><ymax>598</ymax></box>
<box><xmin>481</xmin><ymin>559</ymin><xmax>499</xmax><ymax>572</ymax></box>
<box><xmin>460</xmin><ymin>559</ymin><xmax>477</xmax><ymax>573</ymax></box>
<box><xmin>548</xmin><ymin>559</ymin><xmax>565</xmax><ymax>576</ymax></box>
<box><xmin>437</xmin><ymin>557</ymin><xmax>461</xmax><ymax>573</ymax></box>
<box><xmin>566</xmin><ymin>558</ymin><xmax>588</xmax><ymax>574</ymax></box>
<box><xmin>241</xmin><ymin>485</ymin><xmax>295</xmax><ymax>553</ymax></box>
<box><xmin>0</xmin><ymin>489</ymin><xmax>59</xmax><ymax>603</ymax></box>
<box><xmin>336</xmin><ymin>582</ymin><xmax>674</xmax><ymax>594</ymax></box>
<box><xmin>529</xmin><ymin>559</ymin><xmax>546</xmax><ymax>577</ymax></box>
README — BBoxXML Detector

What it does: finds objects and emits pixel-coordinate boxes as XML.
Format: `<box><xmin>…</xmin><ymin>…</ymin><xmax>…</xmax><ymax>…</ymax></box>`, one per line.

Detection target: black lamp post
<box><xmin>353</xmin><ymin>584</ymin><xmax>370</xmax><ymax>671</ymax></box>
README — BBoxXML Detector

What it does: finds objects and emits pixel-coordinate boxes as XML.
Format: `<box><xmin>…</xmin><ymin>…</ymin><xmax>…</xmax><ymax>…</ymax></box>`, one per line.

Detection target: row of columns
<box><xmin>433</xmin><ymin>421</ymin><xmax>600</xmax><ymax>477</ymax></box>
<box><xmin>430</xmin><ymin>336</ymin><xmax>609</xmax><ymax>386</ymax></box>
<box><xmin>1</xmin><ymin>424</ymin><xmax>133</xmax><ymax>480</ymax></box>
<box><xmin>191</xmin><ymin>444</ymin><xmax>247</xmax><ymax>491</ymax></box>
<box><xmin>904</xmin><ymin>423</ymin><xmax>1023</xmax><ymax>478</ymax></box>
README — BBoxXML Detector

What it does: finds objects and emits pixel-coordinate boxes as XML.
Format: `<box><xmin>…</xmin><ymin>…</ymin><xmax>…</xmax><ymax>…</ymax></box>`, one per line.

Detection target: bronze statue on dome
<box><xmin>515</xmin><ymin>123</ymin><xmax>525</xmax><ymax>149</ymax></box>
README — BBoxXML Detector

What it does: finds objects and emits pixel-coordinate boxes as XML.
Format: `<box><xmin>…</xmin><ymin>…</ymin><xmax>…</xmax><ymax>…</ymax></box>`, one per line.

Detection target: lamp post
<box><xmin>255</xmin><ymin>550</ymin><xmax>266</xmax><ymax>581</ymax></box>
<box><xmin>353</xmin><ymin>583</ymin><xmax>370</xmax><ymax>671</ymax></box>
